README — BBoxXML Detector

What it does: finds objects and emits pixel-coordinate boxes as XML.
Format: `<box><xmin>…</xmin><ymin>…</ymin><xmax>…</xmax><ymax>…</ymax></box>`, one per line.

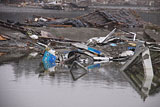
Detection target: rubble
<box><xmin>42</xmin><ymin>3</ymin><xmax>63</xmax><ymax>10</ymax></box>
<box><xmin>0</xmin><ymin>3</ymin><xmax>160</xmax><ymax>103</ymax></box>
<box><xmin>144</xmin><ymin>24</ymin><xmax>160</xmax><ymax>42</ymax></box>
<box><xmin>7</xmin><ymin>9</ymin><xmax>143</xmax><ymax>29</ymax></box>
<box><xmin>42</xmin><ymin>2</ymin><xmax>88</xmax><ymax>11</ymax></box>
<box><xmin>0</xmin><ymin>8</ymin><xmax>160</xmax><ymax>86</ymax></box>
<box><xmin>77</xmin><ymin>9</ymin><xmax>144</xmax><ymax>28</ymax></box>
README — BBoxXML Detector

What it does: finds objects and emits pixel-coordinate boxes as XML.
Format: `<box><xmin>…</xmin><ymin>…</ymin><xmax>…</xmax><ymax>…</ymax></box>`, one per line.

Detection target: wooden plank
<box><xmin>0</xmin><ymin>35</ymin><xmax>7</xmax><ymax>40</ymax></box>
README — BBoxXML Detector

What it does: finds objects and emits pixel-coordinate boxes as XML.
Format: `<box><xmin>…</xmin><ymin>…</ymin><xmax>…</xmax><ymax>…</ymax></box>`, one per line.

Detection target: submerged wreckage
<box><xmin>0</xmin><ymin>9</ymin><xmax>160</xmax><ymax>99</ymax></box>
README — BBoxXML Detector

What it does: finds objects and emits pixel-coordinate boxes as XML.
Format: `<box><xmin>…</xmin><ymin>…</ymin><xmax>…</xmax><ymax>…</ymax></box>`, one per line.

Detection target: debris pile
<box><xmin>16</xmin><ymin>15</ymin><xmax>86</xmax><ymax>27</ymax></box>
<box><xmin>78</xmin><ymin>9</ymin><xmax>144</xmax><ymax>28</ymax></box>
<box><xmin>144</xmin><ymin>24</ymin><xmax>160</xmax><ymax>42</ymax></box>
<box><xmin>8</xmin><ymin>9</ymin><xmax>143</xmax><ymax>29</ymax></box>
<box><xmin>42</xmin><ymin>2</ymin><xmax>88</xmax><ymax>11</ymax></box>
<box><xmin>0</xmin><ymin>9</ymin><xmax>160</xmax><ymax>84</ymax></box>
<box><xmin>0</xmin><ymin>7</ymin><xmax>160</xmax><ymax>101</ymax></box>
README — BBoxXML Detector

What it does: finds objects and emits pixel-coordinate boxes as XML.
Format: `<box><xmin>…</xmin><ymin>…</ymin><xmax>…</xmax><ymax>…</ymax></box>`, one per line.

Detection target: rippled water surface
<box><xmin>0</xmin><ymin>55</ymin><xmax>160</xmax><ymax>107</ymax></box>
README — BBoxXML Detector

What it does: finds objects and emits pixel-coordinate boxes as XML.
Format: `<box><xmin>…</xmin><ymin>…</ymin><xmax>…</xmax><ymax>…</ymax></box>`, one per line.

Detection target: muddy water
<box><xmin>0</xmin><ymin>55</ymin><xmax>160</xmax><ymax>107</ymax></box>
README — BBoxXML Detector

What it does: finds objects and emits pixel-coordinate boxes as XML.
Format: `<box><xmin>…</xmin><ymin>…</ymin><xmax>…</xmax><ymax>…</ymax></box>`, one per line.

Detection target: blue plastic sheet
<box><xmin>87</xmin><ymin>64</ymin><xmax>100</xmax><ymax>69</ymax></box>
<box><xmin>42</xmin><ymin>51</ymin><xmax>56</xmax><ymax>69</ymax></box>
<box><xmin>88</xmin><ymin>47</ymin><xmax>101</xmax><ymax>55</ymax></box>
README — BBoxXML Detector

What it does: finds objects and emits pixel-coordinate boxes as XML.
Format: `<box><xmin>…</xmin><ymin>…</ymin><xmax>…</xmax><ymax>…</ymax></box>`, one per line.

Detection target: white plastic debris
<box><xmin>48</xmin><ymin>1</ymin><xmax>61</xmax><ymax>5</ymax></box>
<box><xmin>29</xmin><ymin>52</ymin><xmax>38</xmax><ymax>57</ymax></box>
<box><xmin>39</xmin><ymin>17</ymin><xmax>48</xmax><ymax>22</ymax></box>
<box><xmin>128</xmin><ymin>32</ymin><xmax>136</xmax><ymax>41</ymax></box>
<box><xmin>93</xmin><ymin>57</ymin><xmax>110</xmax><ymax>64</ymax></box>
<box><xmin>120</xmin><ymin>50</ymin><xmax>134</xmax><ymax>57</ymax></box>
<box><xmin>87</xmin><ymin>37</ymin><xmax>106</xmax><ymax>44</ymax></box>
<box><xmin>30</xmin><ymin>34</ymin><xmax>39</xmax><ymax>40</ymax></box>
<box><xmin>142</xmin><ymin>48</ymin><xmax>154</xmax><ymax>77</ymax></box>
<box><xmin>48</xmin><ymin>49</ymin><xmax>56</xmax><ymax>56</ymax></box>
<box><xmin>87</xmin><ymin>28</ymin><xmax>116</xmax><ymax>44</ymax></box>
<box><xmin>93</xmin><ymin>57</ymin><xmax>109</xmax><ymax>61</ymax></box>
<box><xmin>98</xmin><ymin>28</ymin><xmax>117</xmax><ymax>43</ymax></box>
<box><xmin>34</xmin><ymin>18</ymin><xmax>38</xmax><ymax>22</ymax></box>
<box><xmin>141</xmin><ymin>48</ymin><xmax>154</xmax><ymax>96</ymax></box>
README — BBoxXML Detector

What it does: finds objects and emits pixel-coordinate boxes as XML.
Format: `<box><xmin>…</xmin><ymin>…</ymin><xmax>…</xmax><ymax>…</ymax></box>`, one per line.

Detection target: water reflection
<box><xmin>0</xmin><ymin>52</ymin><xmax>160</xmax><ymax>107</ymax></box>
<box><xmin>9</xmin><ymin>53</ymin><xmax>128</xmax><ymax>86</ymax></box>
<box><xmin>1</xmin><ymin>52</ymin><xmax>160</xmax><ymax>93</ymax></box>
<box><xmin>121</xmin><ymin>50</ymin><xmax>160</xmax><ymax>101</ymax></box>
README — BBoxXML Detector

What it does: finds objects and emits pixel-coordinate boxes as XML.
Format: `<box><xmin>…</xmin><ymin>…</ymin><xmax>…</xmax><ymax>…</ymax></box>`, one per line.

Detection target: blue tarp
<box><xmin>42</xmin><ymin>51</ymin><xmax>56</xmax><ymax>69</ymax></box>
<box><xmin>88</xmin><ymin>47</ymin><xmax>101</xmax><ymax>55</ymax></box>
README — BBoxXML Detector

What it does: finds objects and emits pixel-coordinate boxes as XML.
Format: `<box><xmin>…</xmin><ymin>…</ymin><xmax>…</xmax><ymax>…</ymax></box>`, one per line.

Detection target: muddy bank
<box><xmin>0</xmin><ymin>26</ymin><xmax>110</xmax><ymax>41</ymax></box>
<box><xmin>0</xmin><ymin>26</ymin><xmax>110</xmax><ymax>53</ymax></box>
<box><xmin>33</xmin><ymin>27</ymin><xmax>110</xmax><ymax>41</ymax></box>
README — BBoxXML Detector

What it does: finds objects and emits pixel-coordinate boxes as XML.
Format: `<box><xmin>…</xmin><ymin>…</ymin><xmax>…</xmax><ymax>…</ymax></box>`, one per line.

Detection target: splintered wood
<box><xmin>0</xmin><ymin>34</ymin><xmax>7</xmax><ymax>40</ymax></box>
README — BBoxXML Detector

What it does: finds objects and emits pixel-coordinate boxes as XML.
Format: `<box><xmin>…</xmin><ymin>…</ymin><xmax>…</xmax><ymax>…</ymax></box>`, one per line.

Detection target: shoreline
<box><xmin>0</xmin><ymin>4</ymin><xmax>160</xmax><ymax>26</ymax></box>
<box><xmin>0</xmin><ymin>3</ymin><xmax>160</xmax><ymax>12</ymax></box>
